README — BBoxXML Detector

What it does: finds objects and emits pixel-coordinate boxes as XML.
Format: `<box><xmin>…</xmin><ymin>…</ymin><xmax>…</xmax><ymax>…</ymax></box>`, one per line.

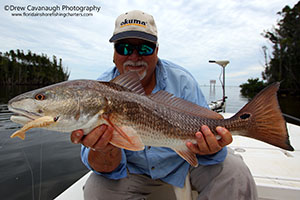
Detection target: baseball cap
<box><xmin>109</xmin><ymin>10</ymin><xmax>158</xmax><ymax>43</ymax></box>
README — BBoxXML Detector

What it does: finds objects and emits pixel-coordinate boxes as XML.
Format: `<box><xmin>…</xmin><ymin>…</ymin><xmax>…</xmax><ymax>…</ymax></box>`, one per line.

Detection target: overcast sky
<box><xmin>0</xmin><ymin>0</ymin><xmax>298</xmax><ymax>86</ymax></box>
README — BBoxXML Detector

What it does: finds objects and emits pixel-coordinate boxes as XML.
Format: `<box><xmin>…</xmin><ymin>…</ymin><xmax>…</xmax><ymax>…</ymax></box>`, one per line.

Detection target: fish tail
<box><xmin>231</xmin><ymin>82</ymin><xmax>294</xmax><ymax>151</ymax></box>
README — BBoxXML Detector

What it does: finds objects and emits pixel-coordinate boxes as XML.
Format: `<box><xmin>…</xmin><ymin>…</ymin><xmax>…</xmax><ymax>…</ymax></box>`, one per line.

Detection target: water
<box><xmin>0</xmin><ymin>85</ymin><xmax>299</xmax><ymax>200</ymax></box>
<box><xmin>200</xmin><ymin>85</ymin><xmax>249</xmax><ymax>113</ymax></box>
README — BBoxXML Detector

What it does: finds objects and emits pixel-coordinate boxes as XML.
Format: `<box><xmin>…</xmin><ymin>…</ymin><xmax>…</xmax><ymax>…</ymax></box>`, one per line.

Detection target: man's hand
<box><xmin>71</xmin><ymin>124</ymin><xmax>114</xmax><ymax>152</ymax></box>
<box><xmin>70</xmin><ymin>124</ymin><xmax>122</xmax><ymax>173</ymax></box>
<box><xmin>186</xmin><ymin>125</ymin><xmax>233</xmax><ymax>155</ymax></box>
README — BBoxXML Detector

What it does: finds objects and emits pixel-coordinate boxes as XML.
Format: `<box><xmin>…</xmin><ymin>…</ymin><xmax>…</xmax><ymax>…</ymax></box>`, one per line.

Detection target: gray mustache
<box><xmin>123</xmin><ymin>60</ymin><xmax>148</xmax><ymax>67</ymax></box>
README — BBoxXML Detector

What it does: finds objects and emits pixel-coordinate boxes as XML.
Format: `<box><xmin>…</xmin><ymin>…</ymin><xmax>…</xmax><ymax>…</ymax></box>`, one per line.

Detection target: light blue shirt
<box><xmin>81</xmin><ymin>58</ymin><xmax>227</xmax><ymax>188</ymax></box>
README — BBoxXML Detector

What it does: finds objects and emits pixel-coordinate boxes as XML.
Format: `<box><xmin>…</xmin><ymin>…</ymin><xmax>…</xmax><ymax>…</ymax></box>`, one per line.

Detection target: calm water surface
<box><xmin>0</xmin><ymin>85</ymin><xmax>299</xmax><ymax>200</ymax></box>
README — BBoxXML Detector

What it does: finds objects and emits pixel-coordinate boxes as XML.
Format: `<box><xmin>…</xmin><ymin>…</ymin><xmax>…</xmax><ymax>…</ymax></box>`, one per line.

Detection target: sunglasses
<box><xmin>114</xmin><ymin>42</ymin><xmax>157</xmax><ymax>56</ymax></box>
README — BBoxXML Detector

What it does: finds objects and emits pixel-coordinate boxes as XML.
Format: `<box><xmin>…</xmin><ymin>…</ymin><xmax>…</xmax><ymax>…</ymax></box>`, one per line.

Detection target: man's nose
<box><xmin>128</xmin><ymin>49</ymin><xmax>140</xmax><ymax>61</ymax></box>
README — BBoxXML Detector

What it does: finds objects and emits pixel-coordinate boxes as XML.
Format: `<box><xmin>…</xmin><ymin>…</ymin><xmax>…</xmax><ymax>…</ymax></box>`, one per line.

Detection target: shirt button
<box><xmin>151</xmin><ymin>166</ymin><xmax>155</xmax><ymax>170</ymax></box>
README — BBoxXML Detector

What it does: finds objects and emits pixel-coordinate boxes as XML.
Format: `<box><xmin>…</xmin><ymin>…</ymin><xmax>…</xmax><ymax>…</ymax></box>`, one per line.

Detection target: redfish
<box><xmin>8</xmin><ymin>72</ymin><xmax>294</xmax><ymax>167</ymax></box>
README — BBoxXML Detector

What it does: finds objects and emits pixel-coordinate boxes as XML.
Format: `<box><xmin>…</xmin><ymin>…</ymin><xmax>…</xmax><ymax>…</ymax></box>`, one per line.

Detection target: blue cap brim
<box><xmin>109</xmin><ymin>31</ymin><xmax>157</xmax><ymax>43</ymax></box>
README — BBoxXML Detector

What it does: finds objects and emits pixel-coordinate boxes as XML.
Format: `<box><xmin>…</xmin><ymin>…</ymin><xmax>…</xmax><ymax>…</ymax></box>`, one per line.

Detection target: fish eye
<box><xmin>35</xmin><ymin>94</ymin><xmax>45</xmax><ymax>101</ymax></box>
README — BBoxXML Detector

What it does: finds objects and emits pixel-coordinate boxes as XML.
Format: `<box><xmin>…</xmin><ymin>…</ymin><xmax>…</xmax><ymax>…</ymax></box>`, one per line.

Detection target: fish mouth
<box><xmin>8</xmin><ymin>105</ymin><xmax>42</xmax><ymax>124</ymax></box>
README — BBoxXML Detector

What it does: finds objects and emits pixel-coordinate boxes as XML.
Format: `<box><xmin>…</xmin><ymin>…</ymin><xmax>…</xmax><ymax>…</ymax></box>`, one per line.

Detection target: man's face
<box><xmin>113</xmin><ymin>38</ymin><xmax>158</xmax><ymax>86</ymax></box>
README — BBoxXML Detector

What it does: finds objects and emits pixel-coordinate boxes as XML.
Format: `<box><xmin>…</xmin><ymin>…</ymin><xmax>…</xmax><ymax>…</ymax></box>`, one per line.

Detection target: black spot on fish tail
<box><xmin>240</xmin><ymin>113</ymin><xmax>251</xmax><ymax>120</ymax></box>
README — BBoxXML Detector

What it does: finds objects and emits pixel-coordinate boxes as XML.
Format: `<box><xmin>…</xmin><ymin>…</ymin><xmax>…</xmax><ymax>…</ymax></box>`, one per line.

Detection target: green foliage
<box><xmin>0</xmin><ymin>49</ymin><xmax>70</xmax><ymax>85</ymax></box>
<box><xmin>240</xmin><ymin>1</ymin><xmax>300</xmax><ymax>97</ymax></box>
<box><xmin>240</xmin><ymin>78</ymin><xmax>267</xmax><ymax>99</ymax></box>
<box><xmin>262</xmin><ymin>1</ymin><xmax>300</xmax><ymax>90</ymax></box>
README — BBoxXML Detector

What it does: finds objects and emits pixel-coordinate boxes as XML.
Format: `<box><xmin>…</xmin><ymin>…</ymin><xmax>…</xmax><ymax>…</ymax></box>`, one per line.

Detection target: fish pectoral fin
<box><xmin>172</xmin><ymin>146</ymin><xmax>198</xmax><ymax>167</ymax></box>
<box><xmin>102</xmin><ymin>114</ymin><xmax>144</xmax><ymax>151</ymax></box>
<box><xmin>103</xmin><ymin>114</ymin><xmax>136</xmax><ymax>146</ymax></box>
<box><xmin>109</xmin><ymin>125</ymin><xmax>145</xmax><ymax>151</ymax></box>
<box><xmin>10</xmin><ymin>116</ymin><xmax>56</xmax><ymax>140</ymax></box>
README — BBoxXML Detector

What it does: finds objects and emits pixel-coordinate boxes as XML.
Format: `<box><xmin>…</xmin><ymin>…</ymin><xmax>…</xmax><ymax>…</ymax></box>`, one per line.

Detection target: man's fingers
<box><xmin>186</xmin><ymin>125</ymin><xmax>228</xmax><ymax>156</ymax></box>
<box><xmin>195</xmin><ymin>131</ymin><xmax>210</xmax><ymax>153</ymax></box>
<box><xmin>186</xmin><ymin>131</ymin><xmax>209</xmax><ymax>155</ymax></box>
<box><xmin>83</xmin><ymin>125</ymin><xmax>107</xmax><ymax>148</ymax></box>
<box><xmin>186</xmin><ymin>141</ymin><xmax>199</xmax><ymax>154</ymax></box>
<box><xmin>201</xmin><ymin>125</ymin><xmax>221</xmax><ymax>152</ymax></box>
<box><xmin>71</xmin><ymin>129</ymin><xmax>84</xmax><ymax>144</ymax></box>
<box><xmin>216</xmin><ymin>126</ymin><xmax>233</xmax><ymax>147</ymax></box>
<box><xmin>93</xmin><ymin>126</ymin><xmax>114</xmax><ymax>151</ymax></box>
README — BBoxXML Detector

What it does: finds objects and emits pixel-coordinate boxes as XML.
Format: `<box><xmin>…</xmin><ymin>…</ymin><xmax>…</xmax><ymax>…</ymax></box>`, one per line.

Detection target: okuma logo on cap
<box><xmin>120</xmin><ymin>19</ymin><xmax>147</xmax><ymax>28</ymax></box>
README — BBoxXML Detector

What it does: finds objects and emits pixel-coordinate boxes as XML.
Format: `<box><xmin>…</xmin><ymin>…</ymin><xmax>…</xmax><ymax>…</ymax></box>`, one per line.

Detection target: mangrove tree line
<box><xmin>241</xmin><ymin>1</ymin><xmax>300</xmax><ymax>97</ymax></box>
<box><xmin>263</xmin><ymin>1</ymin><xmax>300</xmax><ymax>91</ymax></box>
<box><xmin>0</xmin><ymin>49</ymin><xmax>70</xmax><ymax>85</ymax></box>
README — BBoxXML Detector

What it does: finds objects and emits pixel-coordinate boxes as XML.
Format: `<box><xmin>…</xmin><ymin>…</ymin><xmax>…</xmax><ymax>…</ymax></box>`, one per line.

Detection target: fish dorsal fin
<box><xmin>110</xmin><ymin>72</ymin><xmax>145</xmax><ymax>95</ymax></box>
<box><xmin>149</xmin><ymin>90</ymin><xmax>223</xmax><ymax>119</ymax></box>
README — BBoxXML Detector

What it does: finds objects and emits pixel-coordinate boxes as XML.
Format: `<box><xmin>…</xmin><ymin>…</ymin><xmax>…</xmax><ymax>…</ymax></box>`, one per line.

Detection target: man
<box><xmin>71</xmin><ymin>10</ymin><xmax>258</xmax><ymax>200</ymax></box>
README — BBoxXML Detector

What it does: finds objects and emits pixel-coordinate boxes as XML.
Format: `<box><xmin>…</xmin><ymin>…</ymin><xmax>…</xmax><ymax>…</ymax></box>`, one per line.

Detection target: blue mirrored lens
<box><xmin>115</xmin><ymin>43</ymin><xmax>155</xmax><ymax>56</ymax></box>
<box><xmin>115</xmin><ymin>44</ymin><xmax>133</xmax><ymax>56</ymax></box>
<box><xmin>138</xmin><ymin>44</ymin><xmax>154</xmax><ymax>55</ymax></box>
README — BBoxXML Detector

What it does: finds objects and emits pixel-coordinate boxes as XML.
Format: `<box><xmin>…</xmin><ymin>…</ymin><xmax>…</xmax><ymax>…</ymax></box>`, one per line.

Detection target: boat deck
<box><xmin>55</xmin><ymin>113</ymin><xmax>300</xmax><ymax>200</ymax></box>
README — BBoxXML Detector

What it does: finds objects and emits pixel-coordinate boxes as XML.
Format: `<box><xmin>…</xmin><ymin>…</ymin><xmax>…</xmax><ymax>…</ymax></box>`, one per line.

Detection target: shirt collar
<box><xmin>112</xmin><ymin>66</ymin><xmax>121</xmax><ymax>78</ymax></box>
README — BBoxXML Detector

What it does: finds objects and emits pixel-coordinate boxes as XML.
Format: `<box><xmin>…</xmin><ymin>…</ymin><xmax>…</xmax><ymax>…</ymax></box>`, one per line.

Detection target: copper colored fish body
<box><xmin>8</xmin><ymin>72</ymin><xmax>294</xmax><ymax>167</ymax></box>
